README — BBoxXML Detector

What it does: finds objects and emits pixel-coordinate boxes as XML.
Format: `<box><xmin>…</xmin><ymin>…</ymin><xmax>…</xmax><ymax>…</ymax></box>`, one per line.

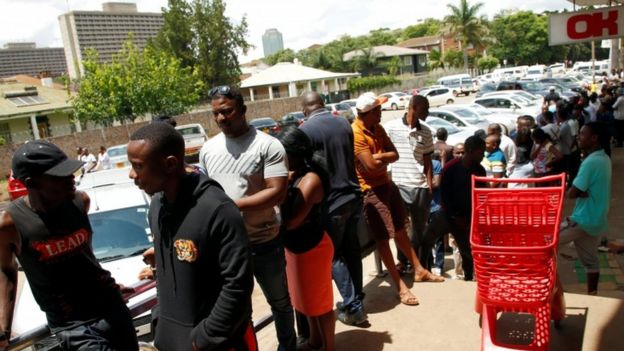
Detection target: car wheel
<box><xmin>391</xmin><ymin>103</ymin><xmax>398</xmax><ymax>110</ymax></box>
<box><xmin>464</xmin><ymin>91</ymin><xmax>470</xmax><ymax>96</ymax></box>
<box><xmin>446</xmin><ymin>99</ymin><xmax>454</xmax><ymax>104</ymax></box>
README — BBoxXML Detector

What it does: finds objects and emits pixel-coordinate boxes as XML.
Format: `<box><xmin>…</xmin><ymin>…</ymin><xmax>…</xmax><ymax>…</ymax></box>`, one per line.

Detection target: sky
<box><xmin>0</xmin><ymin>0</ymin><xmax>579</xmax><ymax>63</ymax></box>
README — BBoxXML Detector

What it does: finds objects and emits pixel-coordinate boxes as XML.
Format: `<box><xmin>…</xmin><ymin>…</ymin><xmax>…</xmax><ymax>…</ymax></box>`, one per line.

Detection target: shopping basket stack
<box><xmin>470</xmin><ymin>174</ymin><xmax>566</xmax><ymax>350</ymax></box>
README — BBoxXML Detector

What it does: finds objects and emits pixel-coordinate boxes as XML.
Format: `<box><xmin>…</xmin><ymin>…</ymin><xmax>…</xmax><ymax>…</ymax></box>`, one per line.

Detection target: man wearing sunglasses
<box><xmin>200</xmin><ymin>86</ymin><xmax>296</xmax><ymax>351</ymax></box>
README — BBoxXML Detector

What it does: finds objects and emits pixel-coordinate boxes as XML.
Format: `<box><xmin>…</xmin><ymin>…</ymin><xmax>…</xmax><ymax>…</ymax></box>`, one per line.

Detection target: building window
<box><xmin>272</xmin><ymin>86</ymin><xmax>281</xmax><ymax>98</ymax></box>
<box><xmin>36</xmin><ymin>116</ymin><xmax>51</xmax><ymax>138</ymax></box>
<box><xmin>0</xmin><ymin>122</ymin><xmax>11</xmax><ymax>144</ymax></box>
<box><xmin>403</xmin><ymin>56</ymin><xmax>413</xmax><ymax>66</ymax></box>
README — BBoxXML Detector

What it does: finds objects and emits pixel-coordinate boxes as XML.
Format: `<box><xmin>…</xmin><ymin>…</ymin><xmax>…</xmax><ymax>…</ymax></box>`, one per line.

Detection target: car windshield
<box><xmin>177</xmin><ymin>126</ymin><xmax>202</xmax><ymax>135</ymax></box>
<box><xmin>446</xmin><ymin>108</ymin><xmax>483</xmax><ymax>123</ymax></box>
<box><xmin>90</xmin><ymin>205</ymin><xmax>152</xmax><ymax>262</ymax></box>
<box><xmin>107</xmin><ymin>146</ymin><xmax>127</xmax><ymax>157</ymax></box>
<box><xmin>426</xmin><ymin>119</ymin><xmax>461</xmax><ymax>134</ymax></box>
<box><xmin>250</xmin><ymin>118</ymin><xmax>276</xmax><ymax>128</ymax></box>
<box><xmin>509</xmin><ymin>95</ymin><xmax>532</xmax><ymax>106</ymax></box>
<box><xmin>334</xmin><ymin>103</ymin><xmax>350</xmax><ymax>111</ymax></box>
<box><xmin>467</xmin><ymin>104</ymin><xmax>494</xmax><ymax>116</ymax></box>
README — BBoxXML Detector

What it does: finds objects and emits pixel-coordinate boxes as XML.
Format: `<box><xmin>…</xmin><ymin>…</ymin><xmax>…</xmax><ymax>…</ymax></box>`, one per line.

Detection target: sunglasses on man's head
<box><xmin>209</xmin><ymin>85</ymin><xmax>233</xmax><ymax>97</ymax></box>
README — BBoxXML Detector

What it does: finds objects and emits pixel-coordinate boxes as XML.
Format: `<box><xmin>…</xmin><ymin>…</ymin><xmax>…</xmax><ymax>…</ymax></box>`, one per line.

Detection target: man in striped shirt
<box><xmin>384</xmin><ymin>95</ymin><xmax>434</xmax><ymax>271</ymax></box>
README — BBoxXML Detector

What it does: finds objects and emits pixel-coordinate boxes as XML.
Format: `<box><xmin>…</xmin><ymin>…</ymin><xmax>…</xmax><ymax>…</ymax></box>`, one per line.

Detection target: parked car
<box><xmin>175</xmin><ymin>123</ymin><xmax>207</xmax><ymax>164</ymax></box>
<box><xmin>421</xmin><ymin>117</ymin><xmax>474</xmax><ymax>147</ymax></box>
<box><xmin>106</xmin><ymin>143</ymin><xmax>130</xmax><ymax>169</ymax></box>
<box><xmin>474</xmin><ymin>95</ymin><xmax>542</xmax><ymax>117</ymax></box>
<box><xmin>380</xmin><ymin>92</ymin><xmax>410</xmax><ymax>110</ymax></box>
<box><xmin>249</xmin><ymin>117</ymin><xmax>281</xmax><ymax>136</ymax></box>
<box><xmin>539</xmin><ymin>77</ymin><xmax>583</xmax><ymax>93</ymax></box>
<box><xmin>7</xmin><ymin>172</ymin><xmax>28</xmax><ymax>200</ymax></box>
<box><xmin>280</xmin><ymin>112</ymin><xmax>306</xmax><ymax>127</ymax></box>
<box><xmin>326</xmin><ymin>102</ymin><xmax>355</xmax><ymax>122</ymax></box>
<box><xmin>475</xmin><ymin>82</ymin><xmax>497</xmax><ymax>98</ymax></box>
<box><xmin>455</xmin><ymin>103</ymin><xmax>518</xmax><ymax>135</ymax></box>
<box><xmin>13</xmin><ymin>177</ymin><xmax>156</xmax><ymax>341</ymax></box>
<box><xmin>428</xmin><ymin>107</ymin><xmax>491</xmax><ymax>134</ymax></box>
<box><xmin>436</xmin><ymin>73</ymin><xmax>474</xmax><ymax>96</ymax></box>
<box><xmin>482</xmin><ymin>90</ymin><xmax>544</xmax><ymax>106</ymax></box>
<box><xmin>524</xmin><ymin>65</ymin><xmax>547</xmax><ymax>81</ymax></box>
<box><xmin>339</xmin><ymin>99</ymin><xmax>359</xmax><ymax>117</ymax></box>
<box><xmin>418</xmin><ymin>87</ymin><xmax>455</xmax><ymax>107</ymax></box>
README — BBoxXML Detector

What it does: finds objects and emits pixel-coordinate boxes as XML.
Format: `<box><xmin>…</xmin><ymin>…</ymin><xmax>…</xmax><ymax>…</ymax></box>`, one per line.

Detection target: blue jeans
<box><xmin>252</xmin><ymin>237</ymin><xmax>296</xmax><ymax>351</ymax></box>
<box><xmin>325</xmin><ymin>198</ymin><xmax>364</xmax><ymax>312</ymax></box>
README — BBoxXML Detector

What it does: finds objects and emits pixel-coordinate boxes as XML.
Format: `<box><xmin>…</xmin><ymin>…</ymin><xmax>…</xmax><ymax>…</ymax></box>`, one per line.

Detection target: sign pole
<box><xmin>592</xmin><ymin>41</ymin><xmax>596</xmax><ymax>84</ymax></box>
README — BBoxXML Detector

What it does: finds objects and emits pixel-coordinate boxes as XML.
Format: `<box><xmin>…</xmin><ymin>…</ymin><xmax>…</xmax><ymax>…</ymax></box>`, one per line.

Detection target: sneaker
<box><xmin>337</xmin><ymin>309</ymin><xmax>368</xmax><ymax>326</ymax></box>
<box><xmin>432</xmin><ymin>267</ymin><xmax>442</xmax><ymax>276</ymax></box>
<box><xmin>335</xmin><ymin>301</ymin><xmax>346</xmax><ymax>312</ymax></box>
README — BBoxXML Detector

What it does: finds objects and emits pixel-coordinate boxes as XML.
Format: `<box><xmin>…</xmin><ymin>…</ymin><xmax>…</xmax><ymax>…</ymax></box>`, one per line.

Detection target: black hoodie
<box><xmin>149</xmin><ymin>173</ymin><xmax>254</xmax><ymax>351</ymax></box>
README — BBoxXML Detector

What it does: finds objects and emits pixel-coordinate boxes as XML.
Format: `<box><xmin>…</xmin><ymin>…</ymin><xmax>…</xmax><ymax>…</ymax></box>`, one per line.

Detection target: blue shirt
<box><xmin>570</xmin><ymin>149</ymin><xmax>612</xmax><ymax>236</ymax></box>
<box><xmin>481</xmin><ymin>149</ymin><xmax>506</xmax><ymax>176</ymax></box>
<box><xmin>430</xmin><ymin>160</ymin><xmax>442</xmax><ymax>213</ymax></box>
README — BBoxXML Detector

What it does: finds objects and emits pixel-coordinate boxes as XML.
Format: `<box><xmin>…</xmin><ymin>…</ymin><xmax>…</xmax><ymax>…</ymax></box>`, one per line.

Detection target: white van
<box><xmin>436</xmin><ymin>73</ymin><xmax>474</xmax><ymax>96</ymax></box>
<box><xmin>525</xmin><ymin>65</ymin><xmax>547</xmax><ymax>81</ymax></box>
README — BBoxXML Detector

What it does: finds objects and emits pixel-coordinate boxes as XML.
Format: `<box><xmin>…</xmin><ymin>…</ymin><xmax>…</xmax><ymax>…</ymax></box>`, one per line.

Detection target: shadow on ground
<box><xmin>335</xmin><ymin>330</ymin><xmax>392</xmax><ymax>351</ymax></box>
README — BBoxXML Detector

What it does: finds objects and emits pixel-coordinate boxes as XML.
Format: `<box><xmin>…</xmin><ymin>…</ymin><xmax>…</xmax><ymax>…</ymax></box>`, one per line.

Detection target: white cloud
<box><xmin>0</xmin><ymin>0</ymin><xmax>575</xmax><ymax>62</ymax></box>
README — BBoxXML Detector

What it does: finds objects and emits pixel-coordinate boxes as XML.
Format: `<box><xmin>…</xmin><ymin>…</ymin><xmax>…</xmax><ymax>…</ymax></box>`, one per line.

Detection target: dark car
<box><xmin>475</xmin><ymin>83</ymin><xmax>496</xmax><ymax>97</ymax></box>
<box><xmin>7</xmin><ymin>172</ymin><xmax>28</xmax><ymax>200</ymax></box>
<box><xmin>539</xmin><ymin>78</ymin><xmax>583</xmax><ymax>93</ymax></box>
<box><xmin>326</xmin><ymin>103</ymin><xmax>355</xmax><ymax>123</ymax></box>
<box><xmin>280</xmin><ymin>112</ymin><xmax>306</xmax><ymax>128</ymax></box>
<box><xmin>249</xmin><ymin>117</ymin><xmax>281</xmax><ymax>136</ymax></box>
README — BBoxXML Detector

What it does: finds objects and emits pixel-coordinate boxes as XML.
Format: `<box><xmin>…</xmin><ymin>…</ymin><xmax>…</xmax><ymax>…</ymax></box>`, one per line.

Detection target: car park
<box><xmin>326</xmin><ymin>102</ymin><xmax>355</xmax><ymax>122</ymax></box>
<box><xmin>175</xmin><ymin>123</ymin><xmax>207</xmax><ymax>164</ymax></box>
<box><xmin>474</xmin><ymin>95</ymin><xmax>542</xmax><ymax>117</ymax></box>
<box><xmin>418</xmin><ymin>87</ymin><xmax>455</xmax><ymax>107</ymax></box>
<box><xmin>106</xmin><ymin>143</ymin><xmax>130</xmax><ymax>169</ymax></box>
<box><xmin>428</xmin><ymin>107</ymin><xmax>491</xmax><ymax>134</ymax></box>
<box><xmin>524</xmin><ymin>65</ymin><xmax>547</xmax><ymax>81</ymax></box>
<box><xmin>482</xmin><ymin>90</ymin><xmax>543</xmax><ymax>106</ymax></box>
<box><xmin>549</xmin><ymin>63</ymin><xmax>566</xmax><ymax>75</ymax></box>
<box><xmin>340</xmin><ymin>98</ymin><xmax>359</xmax><ymax>117</ymax></box>
<box><xmin>380</xmin><ymin>92</ymin><xmax>410</xmax><ymax>110</ymax></box>
<box><xmin>456</xmin><ymin>103</ymin><xmax>517</xmax><ymax>135</ymax></box>
<box><xmin>249</xmin><ymin>117</ymin><xmax>281</xmax><ymax>136</ymax></box>
<box><xmin>280</xmin><ymin>112</ymin><xmax>306</xmax><ymax>128</ymax></box>
<box><xmin>421</xmin><ymin>117</ymin><xmax>474</xmax><ymax>147</ymax></box>
<box><xmin>13</xmin><ymin>171</ymin><xmax>156</xmax><ymax>342</ymax></box>
<box><xmin>539</xmin><ymin>77</ymin><xmax>583</xmax><ymax>93</ymax></box>
<box><xmin>436</xmin><ymin>74</ymin><xmax>474</xmax><ymax>96</ymax></box>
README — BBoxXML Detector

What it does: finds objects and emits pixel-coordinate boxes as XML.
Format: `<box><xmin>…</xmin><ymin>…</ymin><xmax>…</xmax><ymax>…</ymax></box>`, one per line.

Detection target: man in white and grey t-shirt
<box><xmin>384</xmin><ymin>95</ymin><xmax>434</xmax><ymax>272</ymax></box>
<box><xmin>200</xmin><ymin>86</ymin><xmax>296</xmax><ymax>351</ymax></box>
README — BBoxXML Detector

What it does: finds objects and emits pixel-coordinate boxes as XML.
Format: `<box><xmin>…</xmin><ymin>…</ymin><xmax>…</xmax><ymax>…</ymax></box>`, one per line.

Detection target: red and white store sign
<box><xmin>549</xmin><ymin>6</ymin><xmax>624</xmax><ymax>45</ymax></box>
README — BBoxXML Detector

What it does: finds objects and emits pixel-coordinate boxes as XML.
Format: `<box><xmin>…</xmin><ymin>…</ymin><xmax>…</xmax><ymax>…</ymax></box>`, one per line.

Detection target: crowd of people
<box><xmin>0</xmin><ymin>83</ymin><xmax>614</xmax><ymax>351</ymax></box>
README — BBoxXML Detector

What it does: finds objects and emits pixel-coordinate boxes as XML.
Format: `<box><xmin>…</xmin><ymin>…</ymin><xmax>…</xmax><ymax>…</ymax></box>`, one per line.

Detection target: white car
<box><xmin>428</xmin><ymin>107</ymin><xmax>491</xmax><ymax>134</ymax></box>
<box><xmin>106</xmin><ymin>143</ymin><xmax>129</xmax><ymax>169</ymax></box>
<box><xmin>453</xmin><ymin>103</ymin><xmax>518</xmax><ymax>135</ymax></box>
<box><xmin>421</xmin><ymin>117</ymin><xmax>474</xmax><ymax>147</ymax></box>
<box><xmin>380</xmin><ymin>92</ymin><xmax>410</xmax><ymax>110</ymax></box>
<box><xmin>419</xmin><ymin>87</ymin><xmax>455</xmax><ymax>107</ymax></box>
<box><xmin>481</xmin><ymin>90</ymin><xmax>543</xmax><ymax>105</ymax></box>
<box><xmin>340</xmin><ymin>98</ymin><xmax>359</xmax><ymax>118</ymax></box>
<box><xmin>474</xmin><ymin>95</ymin><xmax>542</xmax><ymax>117</ymax></box>
<box><xmin>175</xmin><ymin>123</ymin><xmax>207</xmax><ymax>163</ymax></box>
<box><xmin>12</xmin><ymin>173</ymin><xmax>155</xmax><ymax>341</ymax></box>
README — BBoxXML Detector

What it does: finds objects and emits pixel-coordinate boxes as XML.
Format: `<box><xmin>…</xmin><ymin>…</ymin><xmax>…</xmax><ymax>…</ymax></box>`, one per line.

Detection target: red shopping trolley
<box><xmin>470</xmin><ymin>174</ymin><xmax>566</xmax><ymax>350</ymax></box>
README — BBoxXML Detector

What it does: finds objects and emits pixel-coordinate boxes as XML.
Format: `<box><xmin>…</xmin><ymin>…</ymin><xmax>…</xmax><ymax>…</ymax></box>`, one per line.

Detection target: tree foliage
<box><xmin>347</xmin><ymin>76</ymin><xmax>400</xmax><ymax>93</ymax></box>
<box><xmin>428</xmin><ymin>49</ymin><xmax>445</xmax><ymax>71</ymax></box>
<box><xmin>154</xmin><ymin>0</ymin><xmax>250</xmax><ymax>92</ymax></box>
<box><xmin>264</xmin><ymin>49</ymin><xmax>296</xmax><ymax>66</ymax></box>
<box><xmin>72</xmin><ymin>39</ymin><xmax>203</xmax><ymax>126</ymax></box>
<box><xmin>477</xmin><ymin>56</ymin><xmax>499</xmax><ymax>72</ymax></box>
<box><xmin>401</xmin><ymin>19</ymin><xmax>442</xmax><ymax>40</ymax></box>
<box><xmin>443</xmin><ymin>0</ymin><xmax>489</xmax><ymax>70</ymax></box>
<box><xmin>443</xmin><ymin>49</ymin><xmax>464</xmax><ymax>68</ymax></box>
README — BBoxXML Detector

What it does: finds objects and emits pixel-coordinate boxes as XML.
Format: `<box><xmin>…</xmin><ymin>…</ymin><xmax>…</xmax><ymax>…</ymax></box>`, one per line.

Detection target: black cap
<box><xmin>12</xmin><ymin>141</ymin><xmax>84</xmax><ymax>182</ymax></box>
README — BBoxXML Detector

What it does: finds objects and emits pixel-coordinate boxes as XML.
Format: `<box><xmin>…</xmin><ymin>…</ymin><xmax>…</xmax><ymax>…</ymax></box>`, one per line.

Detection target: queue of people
<box><xmin>0</xmin><ymin>84</ymin><xmax>614</xmax><ymax>351</ymax></box>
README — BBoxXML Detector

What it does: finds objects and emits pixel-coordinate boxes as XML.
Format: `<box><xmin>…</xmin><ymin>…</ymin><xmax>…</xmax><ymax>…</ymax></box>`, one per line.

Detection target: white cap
<box><xmin>355</xmin><ymin>92</ymin><xmax>388</xmax><ymax>113</ymax></box>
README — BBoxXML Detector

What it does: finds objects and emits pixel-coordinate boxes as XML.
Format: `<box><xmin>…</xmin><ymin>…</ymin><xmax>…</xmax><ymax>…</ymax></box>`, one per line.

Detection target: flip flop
<box><xmin>414</xmin><ymin>270</ymin><xmax>445</xmax><ymax>283</ymax></box>
<box><xmin>399</xmin><ymin>290</ymin><xmax>419</xmax><ymax>306</ymax></box>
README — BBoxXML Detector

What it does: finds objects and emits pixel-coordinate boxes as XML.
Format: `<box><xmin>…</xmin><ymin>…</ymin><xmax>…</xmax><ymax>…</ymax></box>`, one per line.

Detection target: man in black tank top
<box><xmin>0</xmin><ymin>141</ymin><xmax>138</xmax><ymax>351</ymax></box>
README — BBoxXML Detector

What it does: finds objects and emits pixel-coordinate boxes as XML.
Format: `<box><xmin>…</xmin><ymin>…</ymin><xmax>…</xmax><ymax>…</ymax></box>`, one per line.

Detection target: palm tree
<box><xmin>443</xmin><ymin>0</ymin><xmax>488</xmax><ymax>72</ymax></box>
<box><xmin>352</xmin><ymin>47</ymin><xmax>381</xmax><ymax>74</ymax></box>
<box><xmin>428</xmin><ymin>49</ymin><xmax>445</xmax><ymax>71</ymax></box>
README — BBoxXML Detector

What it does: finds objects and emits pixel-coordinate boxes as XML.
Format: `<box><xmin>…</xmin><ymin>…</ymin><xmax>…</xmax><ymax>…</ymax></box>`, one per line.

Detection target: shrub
<box><xmin>347</xmin><ymin>76</ymin><xmax>400</xmax><ymax>93</ymax></box>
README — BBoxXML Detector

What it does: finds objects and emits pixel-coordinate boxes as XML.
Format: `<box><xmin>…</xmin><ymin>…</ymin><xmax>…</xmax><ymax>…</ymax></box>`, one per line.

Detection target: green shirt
<box><xmin>570</xmin><ymin>149</ymin><xmax>612</xmax><ymax>236</ymax></box>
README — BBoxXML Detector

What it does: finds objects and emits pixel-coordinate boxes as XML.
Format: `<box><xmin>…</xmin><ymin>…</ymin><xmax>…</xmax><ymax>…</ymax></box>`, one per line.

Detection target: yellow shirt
<box><xmin>352</xmin><ymin>118</ymin><xmax>391</xmax><ymax>192</ymax></box>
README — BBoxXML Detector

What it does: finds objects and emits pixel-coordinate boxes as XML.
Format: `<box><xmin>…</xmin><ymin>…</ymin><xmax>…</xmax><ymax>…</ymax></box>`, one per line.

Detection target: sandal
<box><xmin>398</xmin><ymin>290</ymin><xmax>419</xmax><ymax>306</ymax></box>
<box><xmin>414</xmin><ymin>270</ymin><xmax>445</xmax><ymax>283</ymax></box>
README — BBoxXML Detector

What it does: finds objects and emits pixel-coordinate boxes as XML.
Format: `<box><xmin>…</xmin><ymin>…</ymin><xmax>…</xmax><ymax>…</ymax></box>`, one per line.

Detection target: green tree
<box><xmin>428</xmin><ymin>49</ymin><xmax>445</xmax><ymax>71</ymax></box>
<box><xmin>384</xmin><ymin>57</ymin><xmax>402</xmax><ymax>76</ymax></box>
<box><xmin>401</xmin><ymin>19</ymin><xmax>442</xmax><ymax>40</ymax></box>
<box><xmin>443</xmin><ymin>49</ymin><xmax>464</xmax><ymax>68</ymax></box>
<box><xmin>366</xmin><ymin>28</ymin><xmax>400</xmax><ymax>46</ymax></box>
<box><xmin>154</xmin><ymin>0</ymin><xmax>250</xmax><ymax>93</ymax></box>
<box><xmin>477</xmin><ymin>56</ymin><xmax>499</xmax><ymax>72</ymax></box>
<box><xmin>264</xmin><ymin>49</ymin><xmax>296</xmax><ymax>65</ymax></box>
<box><xmin>443</xmin><ymin>0</ymin><xmax>489</xmax><ymax>71</ymax></box>
<box><xmin>352</xmin><ymin>47</ymin><xmax>381</xmax><ymax>73</ymax></box>
<box><xmin>72</xmin><ymin>39</ymin><xmax>202</xmax><ymax>126</ymax></box>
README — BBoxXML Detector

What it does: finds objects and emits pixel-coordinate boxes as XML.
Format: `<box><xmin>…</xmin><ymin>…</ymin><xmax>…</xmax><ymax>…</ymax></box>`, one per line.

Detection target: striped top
<box><xmin>384</xmin><ymin>117</ymin><xmax>433</xmax><ymax>189</ymax></box>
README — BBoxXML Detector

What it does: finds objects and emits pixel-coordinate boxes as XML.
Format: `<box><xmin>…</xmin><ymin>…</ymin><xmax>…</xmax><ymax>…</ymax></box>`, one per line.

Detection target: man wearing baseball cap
<box><xmin>0</xmin><ymin>141</ymin><xmax>138</xmax><ymax>350</ymax></box>
<box><xmin>352</xmin><ymin>93</ymin><xmax>443</xmax><ymax>307</ymax></box>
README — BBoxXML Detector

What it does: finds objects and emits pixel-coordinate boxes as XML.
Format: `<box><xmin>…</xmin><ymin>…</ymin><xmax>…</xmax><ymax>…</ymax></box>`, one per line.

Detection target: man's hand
<box><xmin>138</xmin><ymin>266</ymin><xmax>155</xmax><ymax>281</ymax></box>
<box><xmin>142</xmin><ymin>247</ymin><xmax>155</xmax><ymax>267</ymax></box>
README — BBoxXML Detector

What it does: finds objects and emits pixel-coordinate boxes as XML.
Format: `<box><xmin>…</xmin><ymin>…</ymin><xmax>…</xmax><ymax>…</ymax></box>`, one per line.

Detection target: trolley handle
<box><xmin>471</xmin><ymin>173</ymin><xmax>566</xmax><ymax>187</ymax></box>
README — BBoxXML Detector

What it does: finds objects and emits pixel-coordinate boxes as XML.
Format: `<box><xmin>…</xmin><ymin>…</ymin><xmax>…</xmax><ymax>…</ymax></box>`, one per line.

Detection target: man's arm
<box><xmin>190</xmin><ymin>202</ymin><xmax>254</xmax><ymax>350</ymax></box>
<box><xmin>0</xmin><ymin>212</ymin><xmax>20</xmax><ymax>346</ymax></box>
<box><xmin>234</xmin><ymin>176</ymin><xmax>287</xmax><ymax>211</ymax></box>
<box><xmin>423</xmin><ymin>153</ymin><xmax>433</xmax><ymax>192</ymax></box>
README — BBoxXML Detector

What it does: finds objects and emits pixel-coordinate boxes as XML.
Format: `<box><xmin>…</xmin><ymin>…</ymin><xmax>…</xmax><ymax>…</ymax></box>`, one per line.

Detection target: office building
<box><xmin>0</xmin><ymin>43</ymin><xmax>67</xmax><ymax>78</ymax></box>
<box><xmin>59</xmin><ymin>2</ymin><xmax>164</xmax><ymax>79</ymax></box>
<box><xmin>262</xmin><ymin>28</ymin><xmax>284</xmax><ymax>57</ymax></box>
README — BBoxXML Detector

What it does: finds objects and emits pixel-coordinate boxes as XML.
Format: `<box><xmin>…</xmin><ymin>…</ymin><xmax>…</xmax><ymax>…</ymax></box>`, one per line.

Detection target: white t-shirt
<box><xmin>500</xmin><ymin>134</ymin><xmax>517</xmax><ymax>175</ymax></box>
<box><xmin>384</xmin><ymin>118</ymin><xmax>433</xmax><ymax>189</ymax></box>
<box><xmin>98</xmin><ymin>151</ymin><xmax>111</xmax><ymax>170</ymax></box>
<box><xmin>200</xmin><ymin>128</ymin><xmax>288</xmax><ymax>244</ymax></box>
<box><xmin>81</xmin><ymin>153</ymin><xmax>96</xmax><ymax>172</ymax></box>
